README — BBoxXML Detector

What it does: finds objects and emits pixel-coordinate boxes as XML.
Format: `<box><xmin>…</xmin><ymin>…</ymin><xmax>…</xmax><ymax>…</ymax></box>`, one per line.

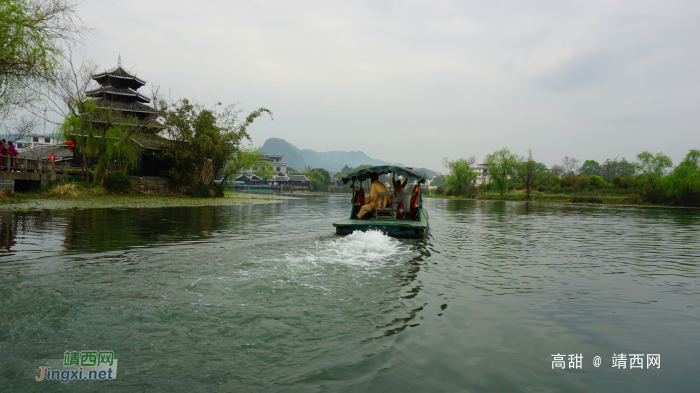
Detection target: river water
<box><xmin>0</xmin><ymin>195</ymin><xmax>698</xmax><ymax>392</ymax></box>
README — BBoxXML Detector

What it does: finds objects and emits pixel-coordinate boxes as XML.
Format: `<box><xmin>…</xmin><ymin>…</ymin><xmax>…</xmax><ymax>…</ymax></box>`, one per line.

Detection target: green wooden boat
<box><xmin>332</xmin><ymin>165</ymin><xmax>428</xmax><ymax>239</ymax></box>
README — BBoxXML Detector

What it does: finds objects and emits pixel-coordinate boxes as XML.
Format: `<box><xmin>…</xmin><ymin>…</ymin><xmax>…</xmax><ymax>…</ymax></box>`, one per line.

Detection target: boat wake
<box><xmin>283</xmin><ymin>230</ymin><xmax>411</xmax><ymax>270</ymax></box>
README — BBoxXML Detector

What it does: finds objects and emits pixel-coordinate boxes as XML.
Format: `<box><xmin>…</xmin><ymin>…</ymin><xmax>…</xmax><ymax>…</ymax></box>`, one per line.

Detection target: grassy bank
<box><xmin>0</xmin><ymin>182</ymin><xmax>293</xmax><ymax>211</ymax></box>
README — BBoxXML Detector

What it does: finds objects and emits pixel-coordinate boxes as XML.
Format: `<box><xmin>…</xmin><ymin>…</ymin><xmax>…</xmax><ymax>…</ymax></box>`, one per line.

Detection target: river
<box><xmin>1</xmin><ymin>195</ymin><xmax>698</xmax><ymax>392</ymax></box>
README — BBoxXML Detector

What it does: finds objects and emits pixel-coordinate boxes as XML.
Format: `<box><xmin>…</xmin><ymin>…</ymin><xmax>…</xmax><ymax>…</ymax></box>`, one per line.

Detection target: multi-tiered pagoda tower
<box><xmin>85</xmin><ymin>56</ymin><xmax>157</xmax><ymax>120</ymax></box>
<box><xmin>79</xmin><ymin>56</ymin><xmax>168</xmax><ymax>177</ymax></box>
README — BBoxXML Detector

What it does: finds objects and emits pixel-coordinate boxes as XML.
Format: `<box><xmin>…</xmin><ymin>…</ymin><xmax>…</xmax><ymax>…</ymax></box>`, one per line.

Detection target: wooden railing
<box><xmin>0</xmin><ymin>155</ymin><xmax>85</xmax><ymax>175</ymax></box>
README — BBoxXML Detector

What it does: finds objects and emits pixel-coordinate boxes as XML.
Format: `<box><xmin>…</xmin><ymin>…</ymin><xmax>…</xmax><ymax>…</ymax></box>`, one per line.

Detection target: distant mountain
<box><xmin>411</xmin><ymin>167</ymin><xmax>440</xmax><ymax>178</ymax></box>
<box><xmin>260</xmin><ymin>138</ymin><xmax>440</xmax><ymax>176</ymax></box>
<box><xmin>300</xmin><ymin>149</ymin><xmax>404</xmax><ymax>174</ymax></box>
<box><xmin>260</xmin><ymin>138</ymin><xmax>307</xmax><ymax>172</ymax></box>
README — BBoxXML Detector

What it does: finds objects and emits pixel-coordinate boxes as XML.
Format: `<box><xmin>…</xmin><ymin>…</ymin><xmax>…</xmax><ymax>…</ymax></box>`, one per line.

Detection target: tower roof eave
<box><xmin>88</xmin><ymin>98</ymin><xmax>158</xmax><ymax>114</ymax></box>
<box><xmin>85</xmin><ymin>86</ymin><xmax>151</xmax><ymax>103</ymax></box>
<box><xmin>92</xmin><ymin>65</ymin><xmax>147</xmax><ymax>88</ymax></box>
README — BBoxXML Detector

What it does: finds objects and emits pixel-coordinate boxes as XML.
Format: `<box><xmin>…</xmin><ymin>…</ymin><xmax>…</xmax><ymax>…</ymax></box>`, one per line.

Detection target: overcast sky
<box><xmin>79</xmin><ymin>0</ymin><xmax>700</xmax><ymax>172</ymax></box>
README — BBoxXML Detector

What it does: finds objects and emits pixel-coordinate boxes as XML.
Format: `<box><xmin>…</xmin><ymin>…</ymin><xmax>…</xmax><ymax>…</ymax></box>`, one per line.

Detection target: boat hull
<box><xmin>333</xmin><ymin>208</ymin><xmax>428</xmax><ymax>239</ymax></box>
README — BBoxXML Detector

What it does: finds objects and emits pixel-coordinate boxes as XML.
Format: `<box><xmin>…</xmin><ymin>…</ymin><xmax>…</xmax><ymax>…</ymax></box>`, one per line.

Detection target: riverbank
<box><xmin>0</xmin><ymin>192</ymin><xmax>292</xmax><ymax>211</ymax></box>
<box><xmin>424</xmin><ymin>192</ymin><xmax>696</xmax><ymax>208</ymax></box>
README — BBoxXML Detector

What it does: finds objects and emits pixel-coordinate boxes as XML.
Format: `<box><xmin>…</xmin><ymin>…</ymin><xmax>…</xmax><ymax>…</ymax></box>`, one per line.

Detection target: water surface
<box><xmin>1</xmin><ymin>196</ymin><xmax>698</xmax><ymax>392</ymax></box>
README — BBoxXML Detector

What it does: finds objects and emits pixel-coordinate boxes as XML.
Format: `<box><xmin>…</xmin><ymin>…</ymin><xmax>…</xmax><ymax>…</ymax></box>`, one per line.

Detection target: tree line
<box><xmin>440</xmin><ymin>148</ymin><xmax>700</xmax><ymax>206</ymax></box>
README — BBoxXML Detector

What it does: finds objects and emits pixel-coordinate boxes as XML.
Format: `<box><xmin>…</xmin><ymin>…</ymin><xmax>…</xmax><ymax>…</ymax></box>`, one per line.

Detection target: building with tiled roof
<box><xmin>287</xmin><ymin>174</ymin><xmax>309</xmax><ymax>186</ymax></box>
<box><xmin>86</xmin><ymin>56</ymin><xmax>157</xmax><ymax>120</ymax></box>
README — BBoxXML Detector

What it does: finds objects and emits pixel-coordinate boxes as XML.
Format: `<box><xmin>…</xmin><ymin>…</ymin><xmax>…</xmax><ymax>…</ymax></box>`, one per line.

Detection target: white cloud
<box><xmin>80</xmin><ymin>0</ymin><xmax>700</xmax><ymax>170</ymax></box>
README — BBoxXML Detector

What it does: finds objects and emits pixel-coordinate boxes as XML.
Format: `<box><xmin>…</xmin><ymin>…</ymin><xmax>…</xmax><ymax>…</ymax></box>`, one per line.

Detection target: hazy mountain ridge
<box><xmin>260</xmin><ymin>138</ymin><xmax>439</xmax><ymax>176</ymax></box>
<box><xmin>259</xmin><ymin>138</ymin><xmax>307</xmax><ymax>172</ymax></box>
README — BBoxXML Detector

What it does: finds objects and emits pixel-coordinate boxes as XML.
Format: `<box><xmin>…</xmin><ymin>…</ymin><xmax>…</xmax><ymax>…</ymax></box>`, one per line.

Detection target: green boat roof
<box><xmin>341</xmin><ymin>165</ymin><xmax>427</xmax><ymax>184</ymax></box>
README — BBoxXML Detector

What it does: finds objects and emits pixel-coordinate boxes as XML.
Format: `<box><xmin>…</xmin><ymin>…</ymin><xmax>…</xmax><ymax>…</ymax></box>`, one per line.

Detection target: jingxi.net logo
<box><xmin>35</xmin><ymin>350</ymin><xmax>118</xmax><ymax>383</ymax></box>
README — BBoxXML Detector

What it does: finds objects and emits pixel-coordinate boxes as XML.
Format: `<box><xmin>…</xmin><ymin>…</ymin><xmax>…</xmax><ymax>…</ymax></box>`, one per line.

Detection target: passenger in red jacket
<box><xmin>8</xmin><ymin>141</ymin><xmax>18</xmax><ymax>171</ymax></box>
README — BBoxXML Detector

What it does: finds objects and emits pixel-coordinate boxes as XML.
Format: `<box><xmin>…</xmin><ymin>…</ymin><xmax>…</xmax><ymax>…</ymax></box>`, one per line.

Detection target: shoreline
<box><xmin>423</xmin><ymin>193</ymin><xmax>698</xmax><ymax>209</ymax></box>
<box><xmin>0</xmin><ymin>192</ymin><xmax>295</xmax><ymax>211</ymax></box>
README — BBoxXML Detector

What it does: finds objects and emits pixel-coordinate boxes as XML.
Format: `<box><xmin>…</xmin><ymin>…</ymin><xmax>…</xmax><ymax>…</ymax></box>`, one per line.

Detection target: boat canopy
<box><xmin>341</xmin><ymin>165</ymin><xmax>427</xmax><ymax>184</ymax></box>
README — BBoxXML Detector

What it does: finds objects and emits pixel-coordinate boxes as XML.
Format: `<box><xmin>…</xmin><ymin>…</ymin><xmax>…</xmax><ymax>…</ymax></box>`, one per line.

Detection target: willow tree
<box><xmin>443</xmin><ymin>156</ymin><xmax>477</xmax><ymax>197</ymax></box>
<box><xmin>636</xmin><ymin>151</ymin><xmax>672</xmax><ymax>184</ymax></box>
<box><xmin>59</xmin><ymin>100</ymin><xmax>160</xmax><ymax>184</ymax></box>
<box><xmin>1</xmin><ymin>0</ymin><xmax>88</xmax><ymax>131</ymax></box>
<box><xmin>224</xmin><ymin>146</ymin><xmax>272</xmax><ymax>182</ymax></box>
<box><xmin>485</xmin><ymin>148</ymin><xmax>518</xmax><ymax>196</ymax></box>
<box><xmin>657</xmin><ymin>149</ymin><xmax>700</xmax><ymax>206</ymax></box>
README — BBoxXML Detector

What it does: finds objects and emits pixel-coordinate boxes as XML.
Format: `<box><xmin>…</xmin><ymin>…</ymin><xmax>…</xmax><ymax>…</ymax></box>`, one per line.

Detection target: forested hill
<box><xmin>260</xmin><ymin>138</ymin><xmax>439</xmax><ymax>176</ymax></box>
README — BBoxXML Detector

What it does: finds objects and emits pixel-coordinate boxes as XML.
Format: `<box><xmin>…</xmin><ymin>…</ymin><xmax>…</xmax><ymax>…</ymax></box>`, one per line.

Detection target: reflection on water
<box><xmin>0</xmin><ymin>197</ymin><xmax>699</xmax><ymax>392</ymax></box>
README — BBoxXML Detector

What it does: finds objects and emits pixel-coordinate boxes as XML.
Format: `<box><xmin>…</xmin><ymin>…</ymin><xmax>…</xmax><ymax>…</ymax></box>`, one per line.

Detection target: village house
<box><xmin>15</xmin><ymin>134</ymin><xmax>60</xmax><ymax>150</ymax></box>
<box><xmin>287</xmin><ymin>174</ymin><xmax>309</xmax><ymax>187</ymax></box>
<box><xmin>268</xmin><ymin>174</ymin><xmax>309</xmax><ymax>187</ymax></box>
<box><xmin>234</xmin><ymin>174</ymin><xmax>266</xmax><ymax>185</ymax></box>
<box><xmin>473</xmin><ymin>164</ymin><xmax>489</xmax><ymax>185</ymax></box>
<box><xmin>263</xmin><ymin>154</ymin><xmax>287</xmax><ymax>175</ymax></box>
<box><xmin>269</xmin><ymin>174</ymin><xmax>288</xmax><ymax>185</ymax></box>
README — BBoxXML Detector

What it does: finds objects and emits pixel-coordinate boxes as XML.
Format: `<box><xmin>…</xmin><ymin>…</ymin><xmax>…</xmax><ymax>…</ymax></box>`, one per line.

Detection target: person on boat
<box><xmin>357</xmin><ymin>173</ymin><xmax>388</xmax><ymax>219</ymax></box>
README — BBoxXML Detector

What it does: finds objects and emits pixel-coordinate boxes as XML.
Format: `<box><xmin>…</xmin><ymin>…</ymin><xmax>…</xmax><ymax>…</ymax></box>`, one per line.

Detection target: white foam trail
<box><xmin>284</xmin><ymin>230</ymin><xmax>410</xmax><ymax>270</ymax></box>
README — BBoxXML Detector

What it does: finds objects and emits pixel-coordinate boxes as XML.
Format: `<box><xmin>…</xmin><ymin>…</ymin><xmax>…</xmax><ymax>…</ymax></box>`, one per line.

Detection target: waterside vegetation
<box><xmin>437</xmin><ymin>148</ymin><xmax>700</xmax><ymax>207</ymax></box>
<box><xmin>0</xmin><ymin>178</ymin><xmax>290</xmax><ymax>211</ymax></box>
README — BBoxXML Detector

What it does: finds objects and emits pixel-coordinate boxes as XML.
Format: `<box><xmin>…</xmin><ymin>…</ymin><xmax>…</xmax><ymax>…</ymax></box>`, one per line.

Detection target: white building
<box><xmin>473</xmin><ymin>164</ymin><xmax>489</xmax><ymax>185</ymax></box>
<box><xmin>263</xmin><ymin>154</ymin><xmax>287</xmax><ymax>175</ymax></box>
<box><xmin>242</xmin><ymin>154</ymin><xmax>288</xmax><ymax>176</ymax></box>
<box><xmin>15</xmin><ymin>134</ymin><xmax>61</xmax><ymax>150</ymax></box>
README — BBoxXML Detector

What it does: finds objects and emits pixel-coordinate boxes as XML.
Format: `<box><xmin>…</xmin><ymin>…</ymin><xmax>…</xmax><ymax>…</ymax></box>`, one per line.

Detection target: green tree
<box><xmin>224</xmin><ymin>146</ymin><xmax>271</xmax><ymax>181</ymax></box>
<box><xmin>0</xmin><ymin>0</ymin><xmax>84</xmax><ymax>81</ymax></box>
<box><xmin>514</xmin><ymin>150</ymin><xmax>540</xmax><ymax>199</ymax></box>
<box><xmin>579</xmin><ymin>160</ymin><xmax>601</xmax><ymax>176</ymax></box>
<box><xmin>589</xmin><ymin>175</ymin><xmax>604</xmax><ymax>188</ymax></box>
<box><xmin>60</xmin><ymin>100</ymin><xmax>151</xmax><ymax>184</ymax></box>
<box><xmin>657</xmin><ymin>149</ymin><xmax>700</xmax><ymax>206</ymax></box>
<box><xmin>576</xmin><ymin>174</ymin><xmax>590</xmax><ymax>191</ymax></box>
<box><xmin>636</xmin><ymin>151</ymin><xmax>672</xmax><ymax>200</ymax></box>
<box><xmin>1</xmin><ymin>0</ymin><xmax>87</xmax><ymax>127</ymax></box>
<box><xmin>160</xmin><ymin>99</ymin><xmax>272</xmax><ymax>194</ymax></box>
<box><xmin>534</xmin><ymin>162</ymin><xmax>549</xmax><ymax>173</ymax></box>
<box><xmin>601</xmin><ymin>158</ymin><xmax>636</xmax><ymax>182</ymax></box>
<box><xmin>253</xmin><ymin>169</ymin><xmax>275</xmax><ymax>182</ymax></box>
<box><xmin>636</xmin><ymin>151</ymin><xmax>672</xmax><ymax>182</ymax></box>
<box><xmin>308</xmin><ymin>167</ymin><xmax>331</xmax><ymax>191</ymax></box>
<box><xmin>443</xmin><ymin>156</ymin><xmax>477</xmax><ymax>197</ymax></box>
<box><xmin>560</xmin><ymin>174</ymin><xmax>575</xmax><ymax>188</ymax></box>
<box><xmin>485</xmin><ymin>148</ymin><xmax>518</xmax><ymax>196</ymax></box>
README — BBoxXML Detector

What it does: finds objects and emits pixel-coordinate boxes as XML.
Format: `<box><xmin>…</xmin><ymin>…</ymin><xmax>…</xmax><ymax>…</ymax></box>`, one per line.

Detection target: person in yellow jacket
<box><xmin>357</xmin><ymin>173</ymin><xmax>388</xmax><ymax>219</ymax></box>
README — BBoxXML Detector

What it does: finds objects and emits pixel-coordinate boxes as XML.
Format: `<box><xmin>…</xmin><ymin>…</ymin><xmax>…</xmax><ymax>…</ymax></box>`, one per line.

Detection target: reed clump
<box><xmin>45</xmin><ymin>183</ymin><xmax>81</xmax><ymax>197</ymax></box>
